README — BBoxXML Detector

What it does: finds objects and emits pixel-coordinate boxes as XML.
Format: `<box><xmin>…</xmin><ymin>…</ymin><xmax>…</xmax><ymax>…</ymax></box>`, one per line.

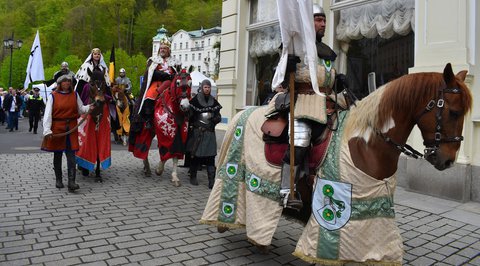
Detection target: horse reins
<box><xmin>45</xmin><ymin>108</ymin><xmax>93</xmax><ymax>139</ymax></box>
<box><xmin>157</xmin><ymin>73</ymin><xmax>190</xmax><ymax>125</ymax></box>
<box><xmin>378</xmin><ymin>84</ymin><xmax>464</xmax><ymax>159</ymax></box>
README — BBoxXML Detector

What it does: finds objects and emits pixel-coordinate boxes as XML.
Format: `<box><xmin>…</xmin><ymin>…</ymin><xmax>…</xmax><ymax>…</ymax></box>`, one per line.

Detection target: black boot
<box><xmin>190</xmin><ymin>170</ymin><xmax>199</xmax><ymax>185</ymax></box>
<box><xmin>67</xmin><ymin>168</ymin><xmax>80</xmax><ymax>192</ymax></box>
<box><xmin>54</xmin><ymin>168</ymin><xmax>64</xmax><ymax>188</ymax></box>
<box><xmin>207</xmin><ymin>166</ymin><xmax>216</xmax><ymax>189</ymax></box>
<box><xmin>142</xmin><ymin>100</ymin><xmax>155</xmax><ymax>129</ymax></box>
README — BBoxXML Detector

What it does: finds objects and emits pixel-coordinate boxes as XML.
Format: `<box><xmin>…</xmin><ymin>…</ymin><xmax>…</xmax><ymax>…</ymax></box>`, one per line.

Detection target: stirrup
<box><xmin>279</xmin><ymin>189</ymin><xmax>303</xmax><ymax>211</ymax></box>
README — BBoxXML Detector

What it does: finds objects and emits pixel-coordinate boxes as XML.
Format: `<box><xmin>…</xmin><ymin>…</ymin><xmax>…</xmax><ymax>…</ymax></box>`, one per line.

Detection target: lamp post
<box><xmin>3</xmin><ymin>33</ymin><xmax>23</xmax><ymax>87</ymax></box>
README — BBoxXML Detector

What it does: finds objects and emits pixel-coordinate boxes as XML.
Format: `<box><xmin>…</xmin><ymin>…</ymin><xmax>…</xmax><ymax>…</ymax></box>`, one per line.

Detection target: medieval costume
<box><xmin>45</xmin><ymin>61</ymin><xmax>77</xmax><ymax>87</ymax></box>
<box><xmin>42</xmin><ymin>74</ymin><xmax>90</xmax><ymax>192</ymax></box>
<box><xmin>273</xmin><ymin>4</ymin><xmax>338</xmax><ymax>210</ymax></box>
<box><xmin>129</xmin><ymin>38</ymin><xmax>179</xmax><ymax>159</ymax></box>
<box><xmin>187</xmin><ymin>79</ymin><xmax>222</xmax><ymax>188</ymax></box>
<box><xmin>113</xmin><ymin>68</ymin><xmax>132</xmax><ymax>145</ymax></box>
<box><xmin>75</xmin><ymin>48</ymin><xmax>113</xmax><ymax>182</ymax></box>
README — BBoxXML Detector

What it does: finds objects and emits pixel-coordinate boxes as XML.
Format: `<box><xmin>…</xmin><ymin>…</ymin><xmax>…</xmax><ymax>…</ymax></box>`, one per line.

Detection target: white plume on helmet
<box><xmin>120</xmin><ymin>68</ymin><xmax>126</xmax><ymax>73</ymax></box>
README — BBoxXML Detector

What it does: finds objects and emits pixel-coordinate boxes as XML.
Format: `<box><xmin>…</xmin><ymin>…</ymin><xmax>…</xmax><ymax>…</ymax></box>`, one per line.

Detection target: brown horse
<box><xmin>111</xmin><ymin>83</ymin><xmax>130</xmax><ymax>145</ymax></box>
<box><xmin>77</xmin><ymin>68</ymin><xmax>111</xmax><ymax>181</ymax></box>
<box><xmin>200</xmin><ymin>63</ymin><xmax>472</xmax><ymax>264</ymax></box>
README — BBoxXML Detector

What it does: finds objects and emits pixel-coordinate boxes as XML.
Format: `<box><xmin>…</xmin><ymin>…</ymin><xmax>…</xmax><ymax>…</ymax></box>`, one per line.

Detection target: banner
<box><xmin>109</xmin><ymin>44</ymin><xmax>115</xmax><ymax>84</ymax></box>
<box><xmin>24</xmin><ymin>30</ymin><xmax>45</xmax><ymax>89</ymax></box>
<box><xmin>271</xmin><ymin>0</ymin><xmax>320</xmax><ymax>95</ymax></box>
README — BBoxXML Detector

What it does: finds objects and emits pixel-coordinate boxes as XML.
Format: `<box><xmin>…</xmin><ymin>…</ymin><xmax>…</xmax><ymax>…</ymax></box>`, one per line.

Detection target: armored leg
<box><xmin>280</xmin><ymin>119</ymin><xmax>311</xmax><ymax>210</ymax></box>
<box><xmin>53</xmin><ymin>152</ymin><xmax>64</xmax><ymax>188</ymax></box>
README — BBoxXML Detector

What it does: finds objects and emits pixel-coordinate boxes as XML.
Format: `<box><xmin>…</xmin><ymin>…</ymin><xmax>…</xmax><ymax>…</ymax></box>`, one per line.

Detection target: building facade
<box><xmin>169</xmin><ymin>27</ymin><xmax>221</xmax><ymax>78</ymax></box>
<box><xmin>215</xmin><ymin>0</ymin><xmax>480</xmax><ymax>202</ymax></box>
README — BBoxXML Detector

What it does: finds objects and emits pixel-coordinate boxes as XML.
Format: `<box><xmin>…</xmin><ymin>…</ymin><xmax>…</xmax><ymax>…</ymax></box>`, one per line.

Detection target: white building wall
<box><xmin>217</xmin><ymin>0</ymin><xmax>480</xmax><ymax>202</ymax></box>
<box><xmin>170</xmin><ymin>29</ymin><xmax>221</xmax><ymax>78</ymax></box>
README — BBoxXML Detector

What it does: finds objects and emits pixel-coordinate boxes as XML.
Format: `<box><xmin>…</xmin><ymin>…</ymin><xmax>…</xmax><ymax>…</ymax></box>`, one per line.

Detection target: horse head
<box><xmin>170</xmin><ymin>67</ymin><xmax>192</xmax><ymax>112</ymax></box>
<box><xmin>87</xmin><ymin>67</ymin><xmax>108</xmax><ymax>126</ymax></box>
<box><xmin>111</xmin><ymin>82</ymin><xmax>127</xmax><ymax>112</ymax></box>
<box><xmin>344</xmin><ymin>63</ymin><xmax>472</xmax><ymax>179</ymax></box>
<box><xmin>415</xmin><ymin>63</ymin><xmax>472</xmax><ymax>170</ymax></box>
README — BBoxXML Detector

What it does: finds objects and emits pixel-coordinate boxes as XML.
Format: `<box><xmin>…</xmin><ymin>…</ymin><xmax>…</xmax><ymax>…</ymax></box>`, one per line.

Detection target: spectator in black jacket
<box><xmin>3</xmin><ymin>88</ymin><xmax>22</xmax><ymax>132</ymax></box>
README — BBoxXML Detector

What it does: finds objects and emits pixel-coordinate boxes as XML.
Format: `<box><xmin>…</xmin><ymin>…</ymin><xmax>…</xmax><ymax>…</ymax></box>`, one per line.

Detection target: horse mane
<box><xmin>344</xmin><ymin>72</ymin><xmax>472</xmax><ymax>142</ymax></box>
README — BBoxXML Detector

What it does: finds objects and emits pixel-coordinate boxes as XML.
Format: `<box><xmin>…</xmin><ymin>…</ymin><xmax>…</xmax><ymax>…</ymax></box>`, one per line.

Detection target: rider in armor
<box><xmin>279</xmin><ymin>4</ymin><xmax>340</xmax><ymax>210</ymax></box>
<box><xmin>115</xmin><ymin>68</ymin><xmax>132</xmax><ymax>94</ymax></box>
<box><xmin>46</xmin><ymin>62</ymin><xmax>77</xmax><ymax>87</ymax></box>
<box><xmin>137</xmin><ymin>38</ymin><xmax>178</xmax><ymax>129</ymax></box>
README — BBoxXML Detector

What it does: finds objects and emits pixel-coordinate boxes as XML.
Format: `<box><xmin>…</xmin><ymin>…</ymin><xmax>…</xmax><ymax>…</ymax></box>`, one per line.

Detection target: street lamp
<box><xmin>3</xmin><ymin>33</ymin><xmax>23</xmax><ymax>87</ymax></box>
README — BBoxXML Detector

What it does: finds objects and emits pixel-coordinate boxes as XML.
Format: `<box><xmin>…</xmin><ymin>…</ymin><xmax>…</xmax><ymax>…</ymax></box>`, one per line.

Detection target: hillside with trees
<box><xmin>0</xmin><ymin>0</ymin><xmax>221</xmax><ymax>95</ymax></box>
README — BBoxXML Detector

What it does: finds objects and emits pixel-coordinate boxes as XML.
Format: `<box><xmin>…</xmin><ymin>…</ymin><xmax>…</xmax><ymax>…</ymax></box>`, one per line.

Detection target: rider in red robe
<box><xmin>129</xmin><ymin>38</ymin><xmax>180</xmax><ymax>159</ymax></box>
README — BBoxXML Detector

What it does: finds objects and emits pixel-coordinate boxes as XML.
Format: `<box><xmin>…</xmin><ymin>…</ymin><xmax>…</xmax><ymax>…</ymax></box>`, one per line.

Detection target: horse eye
<box><xmin>449</xmin><ymin>110</ymin><xmax>461</xmax><ymax>119</ymax></box>
<box><xmin>188</xmin><ymin>80</ymin><xmax>192</xmax><ymax>87</ymax></box>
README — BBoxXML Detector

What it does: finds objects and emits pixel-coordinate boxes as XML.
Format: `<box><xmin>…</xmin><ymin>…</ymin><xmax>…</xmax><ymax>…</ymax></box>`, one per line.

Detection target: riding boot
<box><xmin>66</xmin><ymin>152</ymin><xmax>79</xmax><ymax>192</ymax></box>
<box><xmin>279</xmin><ymin>164</ymin><xmax>303</xmax><ymax>211</ymax></box>
<box><xmin>53</xmin><ymin>152</ymin><xmax>64</xmax><ymax>188</ymax></box>
<box><xmin>189</xmin><ymin>162</ymin><xmax>199</xmax><ymax>185</ymax></box>
<box><xmin>279</xmin><ymin>146</ymin><xmax>308</xmax><ymax>211</ymax></box>
<box><xmin>67</xmin><ymin>167</ymin><xmax>79</xmax><ymax>192</ymax></box>
<box><xmin>207</xmin><ymin>166</ymin><xmax>216</xmax><ymax>189</ymax></box>
<box><xmin>142</xmin><ymin>99</ymin><xmax>155</xmax><ymax>129</ymax></box>
<box><xmin>54</xmin><ymin>166</ymin><xmax>64</xmax><ymax>188</ymax></box>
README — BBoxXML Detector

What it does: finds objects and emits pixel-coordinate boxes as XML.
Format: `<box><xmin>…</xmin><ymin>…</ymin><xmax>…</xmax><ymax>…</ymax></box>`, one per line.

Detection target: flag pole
<box><xmin>289</xmin><ymin>71</ymin><xmax>296</xmax><ymax>201</ymax></box>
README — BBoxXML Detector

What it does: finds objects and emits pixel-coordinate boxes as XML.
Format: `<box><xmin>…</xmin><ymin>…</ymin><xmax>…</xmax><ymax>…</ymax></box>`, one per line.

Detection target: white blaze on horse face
<box><xmin>180</xmin><ymin>98</ymin><xmax>190</xmax><ymax>111</ymax></box>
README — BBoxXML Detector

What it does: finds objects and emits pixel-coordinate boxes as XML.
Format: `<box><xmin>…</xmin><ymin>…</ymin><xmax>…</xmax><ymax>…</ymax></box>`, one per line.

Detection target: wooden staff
<box><xmin>289</xmin><ymin>71</ymin><xmax>295</xmax><ymax>200</ymax></box>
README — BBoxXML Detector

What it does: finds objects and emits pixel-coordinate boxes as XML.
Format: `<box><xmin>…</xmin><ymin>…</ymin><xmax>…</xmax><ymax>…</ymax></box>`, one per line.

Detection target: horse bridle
<box><xmin>159</xmin><ymin>72</ymin><xmax>190</xmax><ymax>120</ymax></box>
<box><xmin>379</xmin><ymin>85</ymin><xmax>464</xmax><ymax>159</ymax></box>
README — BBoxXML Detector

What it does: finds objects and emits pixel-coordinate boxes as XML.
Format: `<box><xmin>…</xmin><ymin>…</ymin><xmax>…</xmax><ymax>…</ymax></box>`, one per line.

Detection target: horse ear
<box><xmin>188</xmin><ymin>65</ymin><xmax>194</xmax><ymax>73</ymax></box>
<box><xmin>456</xmin><ymin>70</ymin><xmax>468</xmax><ymax>82</ymax></box>
<box><xmin>443</xmin><ymin>63</ymin><xmax>455</xmax><ymax>84</ymax></box>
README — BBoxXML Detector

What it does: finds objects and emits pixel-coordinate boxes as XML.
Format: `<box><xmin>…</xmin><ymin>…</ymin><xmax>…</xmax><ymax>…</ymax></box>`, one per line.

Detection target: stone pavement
<box><xmin>1</xmin><ymin>148</ymin><xmax>480</xmax><ymax>265</ymax></box>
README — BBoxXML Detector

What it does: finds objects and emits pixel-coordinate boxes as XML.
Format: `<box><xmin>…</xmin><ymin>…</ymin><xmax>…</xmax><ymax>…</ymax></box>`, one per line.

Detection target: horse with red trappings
<box><xmin>129</xmin><ymin>68</ymin><xmax>192</xmax><ymax>186</ymax></box>
<box><xmin>200</xmin><ymin>63</ymin><xmax>472</xmax><ymax>264</ymax></box>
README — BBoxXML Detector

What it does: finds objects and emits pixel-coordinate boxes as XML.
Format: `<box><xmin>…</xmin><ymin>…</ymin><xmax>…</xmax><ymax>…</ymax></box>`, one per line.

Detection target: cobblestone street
<box><xmin>1</xmin><ymin>148</ymin><xmax>479</xmax><ymax>265</ymax></box>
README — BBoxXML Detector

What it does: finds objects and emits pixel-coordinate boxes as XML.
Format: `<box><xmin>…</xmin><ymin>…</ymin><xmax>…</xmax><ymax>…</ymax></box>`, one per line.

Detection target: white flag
<box><xmin>272</xmin><ymin>0</ymin><xmax>321</xmax><ymax>95</ymax></box>
<box><xmin>24</xmin><ymin>30</ymin><xmax>45</xmax><ymax>89</ymax></box>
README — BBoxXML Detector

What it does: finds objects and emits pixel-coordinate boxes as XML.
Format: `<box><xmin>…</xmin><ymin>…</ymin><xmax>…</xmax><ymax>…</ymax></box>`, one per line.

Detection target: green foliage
<box><xmin>0</xmin><ymin>0</ymin><xmax>221</xmax><ymax>92</ymax></box>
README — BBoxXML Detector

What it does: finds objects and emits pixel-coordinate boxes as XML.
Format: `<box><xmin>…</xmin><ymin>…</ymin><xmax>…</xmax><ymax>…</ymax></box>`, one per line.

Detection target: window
<box><xmin>174</xmin><ymin>43</ymin><xmax>177</xmax><ymax>50</ymax></box>
<box><xmin>198</xmin><ymin>53</ymin><xmax>201</xmax><ymax>60</ymax></box>
<box><xmin>180</xmin><ymin>43</ymin><xmax>183</xmax><ymax>49</ymax></box>
<box><xmin>246</xmin><ymin>0</ymin><xmax>280</xmax><ymax>106</ymax></box>
<box><xmin>201</xmin><ymin>41</ymin><xmax>204</xmax><ymax>47</ymax></box>
<box><xmin>208</xmin><ymin>38</ymin><xmax>210</xmax><ymax>46</ymax></box>
<box><xmin>192</xmin><ymin>53</ymin><xmax>194</xmax><ymax>61</ymax></box>
<box><xmin>198</xmin><ymin>66</ymin><xmax>201</xmax><ymax>72</ymax></box>
<box><xmin>195</xmin><ymin>41</ymin><xmax>198</xmax><ymax>47</ymax></box>
<box><xmin>346</xmin><ymin>32</ymin><xmax>414</xmax><ymax>99</ymax></box>
<box><xmin>179</xmin><ymin>55</ymin><xmax>182</xmax><ymax>61</ymax></box>
<box><xmin>173</xmin><ymin>55</ymin><xmax>176</xmax><ymax>60</ymax></box>
<box><xmin>185</xmin><ymin>54</ymin><xmax>188</xmax><ymax>61</ymax></box>
<box><xmin>186</xmin><ymin>42</ymin><xmax>189</xmax><ymax>49</ymax></box>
